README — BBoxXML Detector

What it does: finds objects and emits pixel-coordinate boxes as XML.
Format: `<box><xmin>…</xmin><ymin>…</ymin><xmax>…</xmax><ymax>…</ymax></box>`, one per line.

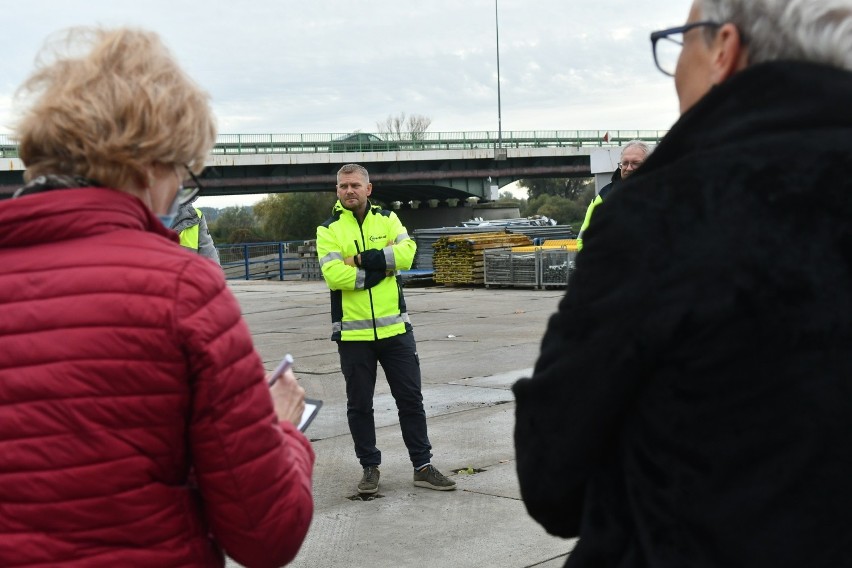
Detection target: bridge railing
<box><xmin>0</xmin><ymin>134</ymin><xmax>18</xmax><ymax>158</ymax></box>
<box><xmin>0</xmin><ymin>130</ymin><xmax>668</xmax><ymax>159</ymax></box>
<box><xmin>210</xmin><ymin>130</ymin><xmax>668</xmax><ymax>155</ymax></box>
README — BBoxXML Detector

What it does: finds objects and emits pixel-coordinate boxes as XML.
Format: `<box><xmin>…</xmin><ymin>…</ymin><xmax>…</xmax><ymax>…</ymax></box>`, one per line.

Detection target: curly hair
<box><xmin>13</xmin><ymin>27</ymin><xmax>217</xmax><ymax>190</ymax></box>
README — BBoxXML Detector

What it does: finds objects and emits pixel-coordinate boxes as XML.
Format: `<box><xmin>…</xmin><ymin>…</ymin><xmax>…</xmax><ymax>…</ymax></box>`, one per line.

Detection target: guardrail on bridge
<box><xmin>0</xmin><ymin>130</ymin><xmax>668</xmax><ymax>159</ymax></box>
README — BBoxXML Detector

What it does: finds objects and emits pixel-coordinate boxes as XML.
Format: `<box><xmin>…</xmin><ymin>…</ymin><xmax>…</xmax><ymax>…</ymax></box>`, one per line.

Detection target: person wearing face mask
<box><xmin>514</xmin><ymin>0</ymin><xmax>852</xmax><ymax>566</ymax></box>
<box><xmin>0</xmin><ymin>27</ymin><xmax>314</xmax><ymax>567</ymax></box>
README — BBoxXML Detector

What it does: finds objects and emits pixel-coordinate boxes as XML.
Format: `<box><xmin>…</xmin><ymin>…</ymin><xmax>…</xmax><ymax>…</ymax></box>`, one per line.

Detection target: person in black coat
<box><xmin>514</xmin><ymin>1</ymin><xmax>852</xmax><ymax>567</ymax></box>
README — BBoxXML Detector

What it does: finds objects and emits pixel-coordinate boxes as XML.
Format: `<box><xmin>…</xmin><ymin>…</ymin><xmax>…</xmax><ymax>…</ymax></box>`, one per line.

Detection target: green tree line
<box><xmin>496</xmin><ymin>177</ymin><xmax>595</xmax><ymax>228</ymax></box>
<box><xmin>207</xmin><ymin>177</ymin><xmax>596</xmax><ymax>244</ymax></box>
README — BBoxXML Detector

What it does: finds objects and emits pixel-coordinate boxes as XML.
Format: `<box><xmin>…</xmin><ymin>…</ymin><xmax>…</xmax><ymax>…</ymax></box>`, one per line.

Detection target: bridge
<box><xmin>0</xmin><ymin>130</ymin><xmax>666</xmax><ymax>204</ymax></box>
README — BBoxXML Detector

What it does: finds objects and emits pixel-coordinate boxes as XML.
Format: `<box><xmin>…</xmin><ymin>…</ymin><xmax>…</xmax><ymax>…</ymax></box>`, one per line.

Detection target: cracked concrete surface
<box><xmin>225</xmin><ymin>280</ymin><xmax>575</xmax><ymax>568</ymax></box>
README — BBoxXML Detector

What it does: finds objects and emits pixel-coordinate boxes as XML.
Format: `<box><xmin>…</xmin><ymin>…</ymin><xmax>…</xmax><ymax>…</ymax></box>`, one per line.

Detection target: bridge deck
<box><xmin>0</xmin><ymin>130</ymin><xmax>666</xmax><ymax>159</ymax></box>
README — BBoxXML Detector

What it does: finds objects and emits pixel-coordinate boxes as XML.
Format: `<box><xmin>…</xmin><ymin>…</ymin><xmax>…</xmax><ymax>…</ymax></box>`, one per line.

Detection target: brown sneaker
<box><xmin>358</xmin><ymin>466</ymin><xmax>380</xmax><ymax>494</ymax></box>
<box><xmin>413</xmin><ymin>464</ymin><xmax>456</xmax><ymax>491</ymax></box>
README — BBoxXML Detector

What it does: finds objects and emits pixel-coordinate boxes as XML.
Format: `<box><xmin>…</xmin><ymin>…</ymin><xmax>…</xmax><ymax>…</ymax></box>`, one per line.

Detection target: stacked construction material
<box><xmin>482</xmin><ymin>238</ymin><xmax>580</xmax><ymax>289</ymax></box>
<box><xmin>539</xmin><ymin>250</ymin><xmax>574</xmax><ymax>287</ymax></box>
<box><xmin>484</xmin><ymin>248</ymin><xmax>538</xmax><ymax>288</ymax></box>
<box><xmin>298</xmin><ymin>240</ymin><xmax>323</xmax><ymax>281</ymax></box>
<box><xmin>433</xmin><ymin>232</ymin><xmax>532</xmax><ymax>285</ymax></box>
<box><xmin>538</xmin><ymin>241</ymin><xmax>577</xmax><ymax>288</ymax></box>
<box><xmin>412</xmin><ymin>226</ymin><xmax>507</xmax><ymax>270</ymax></box>
<box><xmin>413</xmin><ymin>225</ymin><xmax>575</xmax><ymax>270</ymax></box>
<box><xmin>540</xmin><ymin>238</ymin><xmax>579</xmax><ymax>251</ymax></box>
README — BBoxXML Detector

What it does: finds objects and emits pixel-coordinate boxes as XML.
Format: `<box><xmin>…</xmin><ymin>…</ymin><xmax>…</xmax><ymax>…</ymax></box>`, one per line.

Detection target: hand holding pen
<box><xmin>266</xmin><ymin>354</ymin><xmax>305</xmax><ymax>427</ymax></box>
<box><xmin>267</xmin><ymin>354</ymin><xmax>294</xmax><ymax>387</ymax></box>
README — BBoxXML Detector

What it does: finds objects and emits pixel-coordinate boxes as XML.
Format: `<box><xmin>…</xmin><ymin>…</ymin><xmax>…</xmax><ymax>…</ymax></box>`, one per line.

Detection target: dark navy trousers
<box><xmin>337</xmin><ymin>331</ymin><xmax>433</xmax><ymax>468</ymax></box>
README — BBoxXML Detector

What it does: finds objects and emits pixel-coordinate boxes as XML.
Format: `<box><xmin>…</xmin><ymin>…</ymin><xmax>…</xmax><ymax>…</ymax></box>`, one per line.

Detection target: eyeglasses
<box><xmin>650</xmin><ymin>21</ymin><xmax>722</xmax><ymax>76</ymax></box>
<box><xmin>618</xmin><ymin>161</ymin><xmax>644</xmax><ymax>170</ymax></box>
<box><xmin>178</xmin><ymin>165</ymin><xmax>204</xmax><ymax>205</ymax></box>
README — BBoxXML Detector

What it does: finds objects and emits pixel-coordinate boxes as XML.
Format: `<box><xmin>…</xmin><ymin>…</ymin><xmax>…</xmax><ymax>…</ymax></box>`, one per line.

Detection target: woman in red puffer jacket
<box><xmin>0</xmin><ymin>27</ymin><xmax>314</xmax><ymax>567</ymax></box>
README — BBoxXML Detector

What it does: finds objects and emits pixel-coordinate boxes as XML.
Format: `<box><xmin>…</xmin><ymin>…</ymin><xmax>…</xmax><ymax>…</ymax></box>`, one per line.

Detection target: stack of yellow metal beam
<box><xmin>540</xmin><ymin>238</ymin><xmax>579</xmax><ymax>251</ymax></box>
<box><xmin>511</xmin><ymin>239</ymin><xmax>579</xmax><ymax>253</ymax></box>
<box><xmin>432</xmin><ymin>232</ymin><xmax>532</xmax><ymax>285</ymax></box>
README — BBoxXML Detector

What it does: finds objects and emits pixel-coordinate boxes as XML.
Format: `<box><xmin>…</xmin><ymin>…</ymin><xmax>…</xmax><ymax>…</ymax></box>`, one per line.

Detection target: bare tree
<box><xmin>376</xmin><ymin>112</ymin><xmax>432</xmax><ymax>141</ymax></box>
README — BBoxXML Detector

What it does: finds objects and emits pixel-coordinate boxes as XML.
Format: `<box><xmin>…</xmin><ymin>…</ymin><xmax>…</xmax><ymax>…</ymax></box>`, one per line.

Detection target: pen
<box><xmin>267</xmin><ymin>354</ymin><xmax>294</xmax><ymax>387</ymax></box>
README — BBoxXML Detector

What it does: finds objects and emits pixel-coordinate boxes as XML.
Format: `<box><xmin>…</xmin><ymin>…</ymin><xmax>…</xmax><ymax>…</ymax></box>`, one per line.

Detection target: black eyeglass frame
<box><xmin>617</xmin><ymin>161</ymin><xmax>644</xmax><ymax>170</ymax></box>
<box><xmin>178</xmin><ymin>165</ymin><xmax>204</xmax><ymax>205</ymax></box>
<box><xmin>650</xmin><ymin>21</ymin><xmax>722</xmax><ymax>77</ymax></box>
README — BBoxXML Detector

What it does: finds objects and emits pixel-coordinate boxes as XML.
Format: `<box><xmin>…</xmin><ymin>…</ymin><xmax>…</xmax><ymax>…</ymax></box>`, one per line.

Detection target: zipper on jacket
<box><xmin>356</xmin><ymin>224</ymin><xmax>380</xmax><ymax>341</ymax></box>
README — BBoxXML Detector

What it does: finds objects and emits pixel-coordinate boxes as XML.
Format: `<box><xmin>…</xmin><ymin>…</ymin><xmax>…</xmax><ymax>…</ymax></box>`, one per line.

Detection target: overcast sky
<box><xmin>0</xmin><ymin>0</ymin><xmax>692</xmax><ymax>206</ymax></box>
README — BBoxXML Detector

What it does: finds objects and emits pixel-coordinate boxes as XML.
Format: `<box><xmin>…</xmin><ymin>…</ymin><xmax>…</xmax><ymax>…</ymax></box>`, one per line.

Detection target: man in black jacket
<box><xmin>514</xmin><ymin>1</ymin><xmax>852</xmax><ymax>567</ymax></box>
<box><xmin>576</xmin><ymin>140</ymin><xmax>651</xmax><ymax>251</ymax></box>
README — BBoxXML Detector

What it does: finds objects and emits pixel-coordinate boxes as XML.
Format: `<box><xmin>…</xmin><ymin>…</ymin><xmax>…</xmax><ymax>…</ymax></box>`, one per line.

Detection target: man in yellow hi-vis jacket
<box><xmin>317</xmin><ymin>163</ymin><xmax>455</xmax><ymax>496</ymax></box>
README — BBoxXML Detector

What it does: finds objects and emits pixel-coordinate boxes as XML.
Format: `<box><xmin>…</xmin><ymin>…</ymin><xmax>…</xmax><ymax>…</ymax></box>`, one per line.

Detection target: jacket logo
<box><xmin>369</xmin><ymin>235</ymin><xmax>387</xmax><ymax>243</ymax></box>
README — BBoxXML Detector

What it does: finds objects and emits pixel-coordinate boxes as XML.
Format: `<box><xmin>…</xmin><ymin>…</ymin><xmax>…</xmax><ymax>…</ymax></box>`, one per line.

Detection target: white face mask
<box><xmin>157</xmin><ymin>189</ymin><xmax>181</xmax><ymax>229</ymax></box>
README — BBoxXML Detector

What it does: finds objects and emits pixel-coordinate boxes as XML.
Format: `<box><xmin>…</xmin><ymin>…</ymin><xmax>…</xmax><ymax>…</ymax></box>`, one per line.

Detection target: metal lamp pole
<box><xmin>495</xmin><ymin>0</ymin><xmax>503</xmax><ymax>152</ymax></box>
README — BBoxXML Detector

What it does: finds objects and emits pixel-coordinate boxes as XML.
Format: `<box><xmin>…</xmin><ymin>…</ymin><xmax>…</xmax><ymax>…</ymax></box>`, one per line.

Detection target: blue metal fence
<box><xmin>216</xmin><ymin>239</ymin><xmax>419</xmax><ymax>284</ymax></box>
<box><xmin>217</xmin><ymin>240</ymin><xmax>308</xmax><ymax>281</ymax></box>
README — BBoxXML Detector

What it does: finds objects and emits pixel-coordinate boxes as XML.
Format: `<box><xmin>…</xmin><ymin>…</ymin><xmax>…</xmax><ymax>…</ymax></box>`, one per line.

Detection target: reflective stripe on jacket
<box><xmin>316</xmin><ymin>201</ymin><xmax>416</xmax><ymax>341</ymax></box>
<box><xmin>576</xmin><ymin>195</ymin><xmax>602</xmax><ymax>252</ymax></box>
<box><xmin>576</xmin><ymin>178</ymin><xmax>618</xmax><ymax>252</ymax></box>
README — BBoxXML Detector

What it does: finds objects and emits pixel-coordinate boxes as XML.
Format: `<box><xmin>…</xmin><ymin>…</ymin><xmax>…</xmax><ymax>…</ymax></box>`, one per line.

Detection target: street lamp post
<box><xmin>495</xmin><ymin>0</ymin><xmax>505</xmax><ymax>159</ymax></box>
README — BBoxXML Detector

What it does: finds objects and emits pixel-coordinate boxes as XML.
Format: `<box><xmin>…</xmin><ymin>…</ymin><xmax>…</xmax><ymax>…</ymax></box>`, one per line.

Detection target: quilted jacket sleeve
<box><xmin>175</xmin><ymin>257</ymin><xmax>314</xmax><ymax>567</ymax></box>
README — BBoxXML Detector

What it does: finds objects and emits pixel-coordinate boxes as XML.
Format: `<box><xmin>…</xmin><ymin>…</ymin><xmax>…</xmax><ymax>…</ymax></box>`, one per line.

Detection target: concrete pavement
<box><xmin>225</xmin><ymin>280</ymin><xmax>576</xmax><ymax>568</ymax></box>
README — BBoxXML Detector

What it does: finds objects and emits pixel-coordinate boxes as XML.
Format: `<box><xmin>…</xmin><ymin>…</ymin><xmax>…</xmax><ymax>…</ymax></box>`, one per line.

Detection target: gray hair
<box><xmin>621</xmin><ymin>140</ymin><xmax>652</xmax><ymax>159</ymax></box>
<box><xmin>699</xmin><ymin>0</ymin><xmax>852</xmax><ymax>71</ymax></box>
<box><xmin>337</xmin><ymin>163</ymin><xmax>370</xmax><ymax>184</ymax></box>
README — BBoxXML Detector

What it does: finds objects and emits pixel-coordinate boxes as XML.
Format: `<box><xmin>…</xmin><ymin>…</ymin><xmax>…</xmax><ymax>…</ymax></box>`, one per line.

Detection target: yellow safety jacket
<box><xmin>316</xmin><ymin>201</ymin><xmax>416</xmax><ymax>341</ymax></box>
<box><xmin>178</xmin><ymin>208</ymin><xmax>202</xmax><ymax>250</ymax></box>
<box><xmin>576</xmin><ymin>195</ymin><xmax>602</xmax><ymax>252</ymax></box>
<box><xmin>576</xmin><ymin>177</ymin><xmax>621</xmax><ymax>251</ymax></box>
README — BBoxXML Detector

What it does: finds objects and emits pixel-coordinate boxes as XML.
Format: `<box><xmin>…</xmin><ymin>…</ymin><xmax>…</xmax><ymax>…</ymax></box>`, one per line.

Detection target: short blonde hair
<box><xmin>337</xmin><ymin>163</ymin><xmax>370</xmax><ymax>185</ymax></box>
<box><xmin>14</xmin><ymin>27</ymin><xmax>217</xmax><ymax>189</ymax></box>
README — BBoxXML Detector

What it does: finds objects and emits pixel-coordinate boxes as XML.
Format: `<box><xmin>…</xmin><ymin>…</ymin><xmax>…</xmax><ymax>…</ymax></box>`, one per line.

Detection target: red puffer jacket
<box><xmin>0</xmin><ymin>187</ymin><xmax>314</xmax><ymax>567</ymax></box>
